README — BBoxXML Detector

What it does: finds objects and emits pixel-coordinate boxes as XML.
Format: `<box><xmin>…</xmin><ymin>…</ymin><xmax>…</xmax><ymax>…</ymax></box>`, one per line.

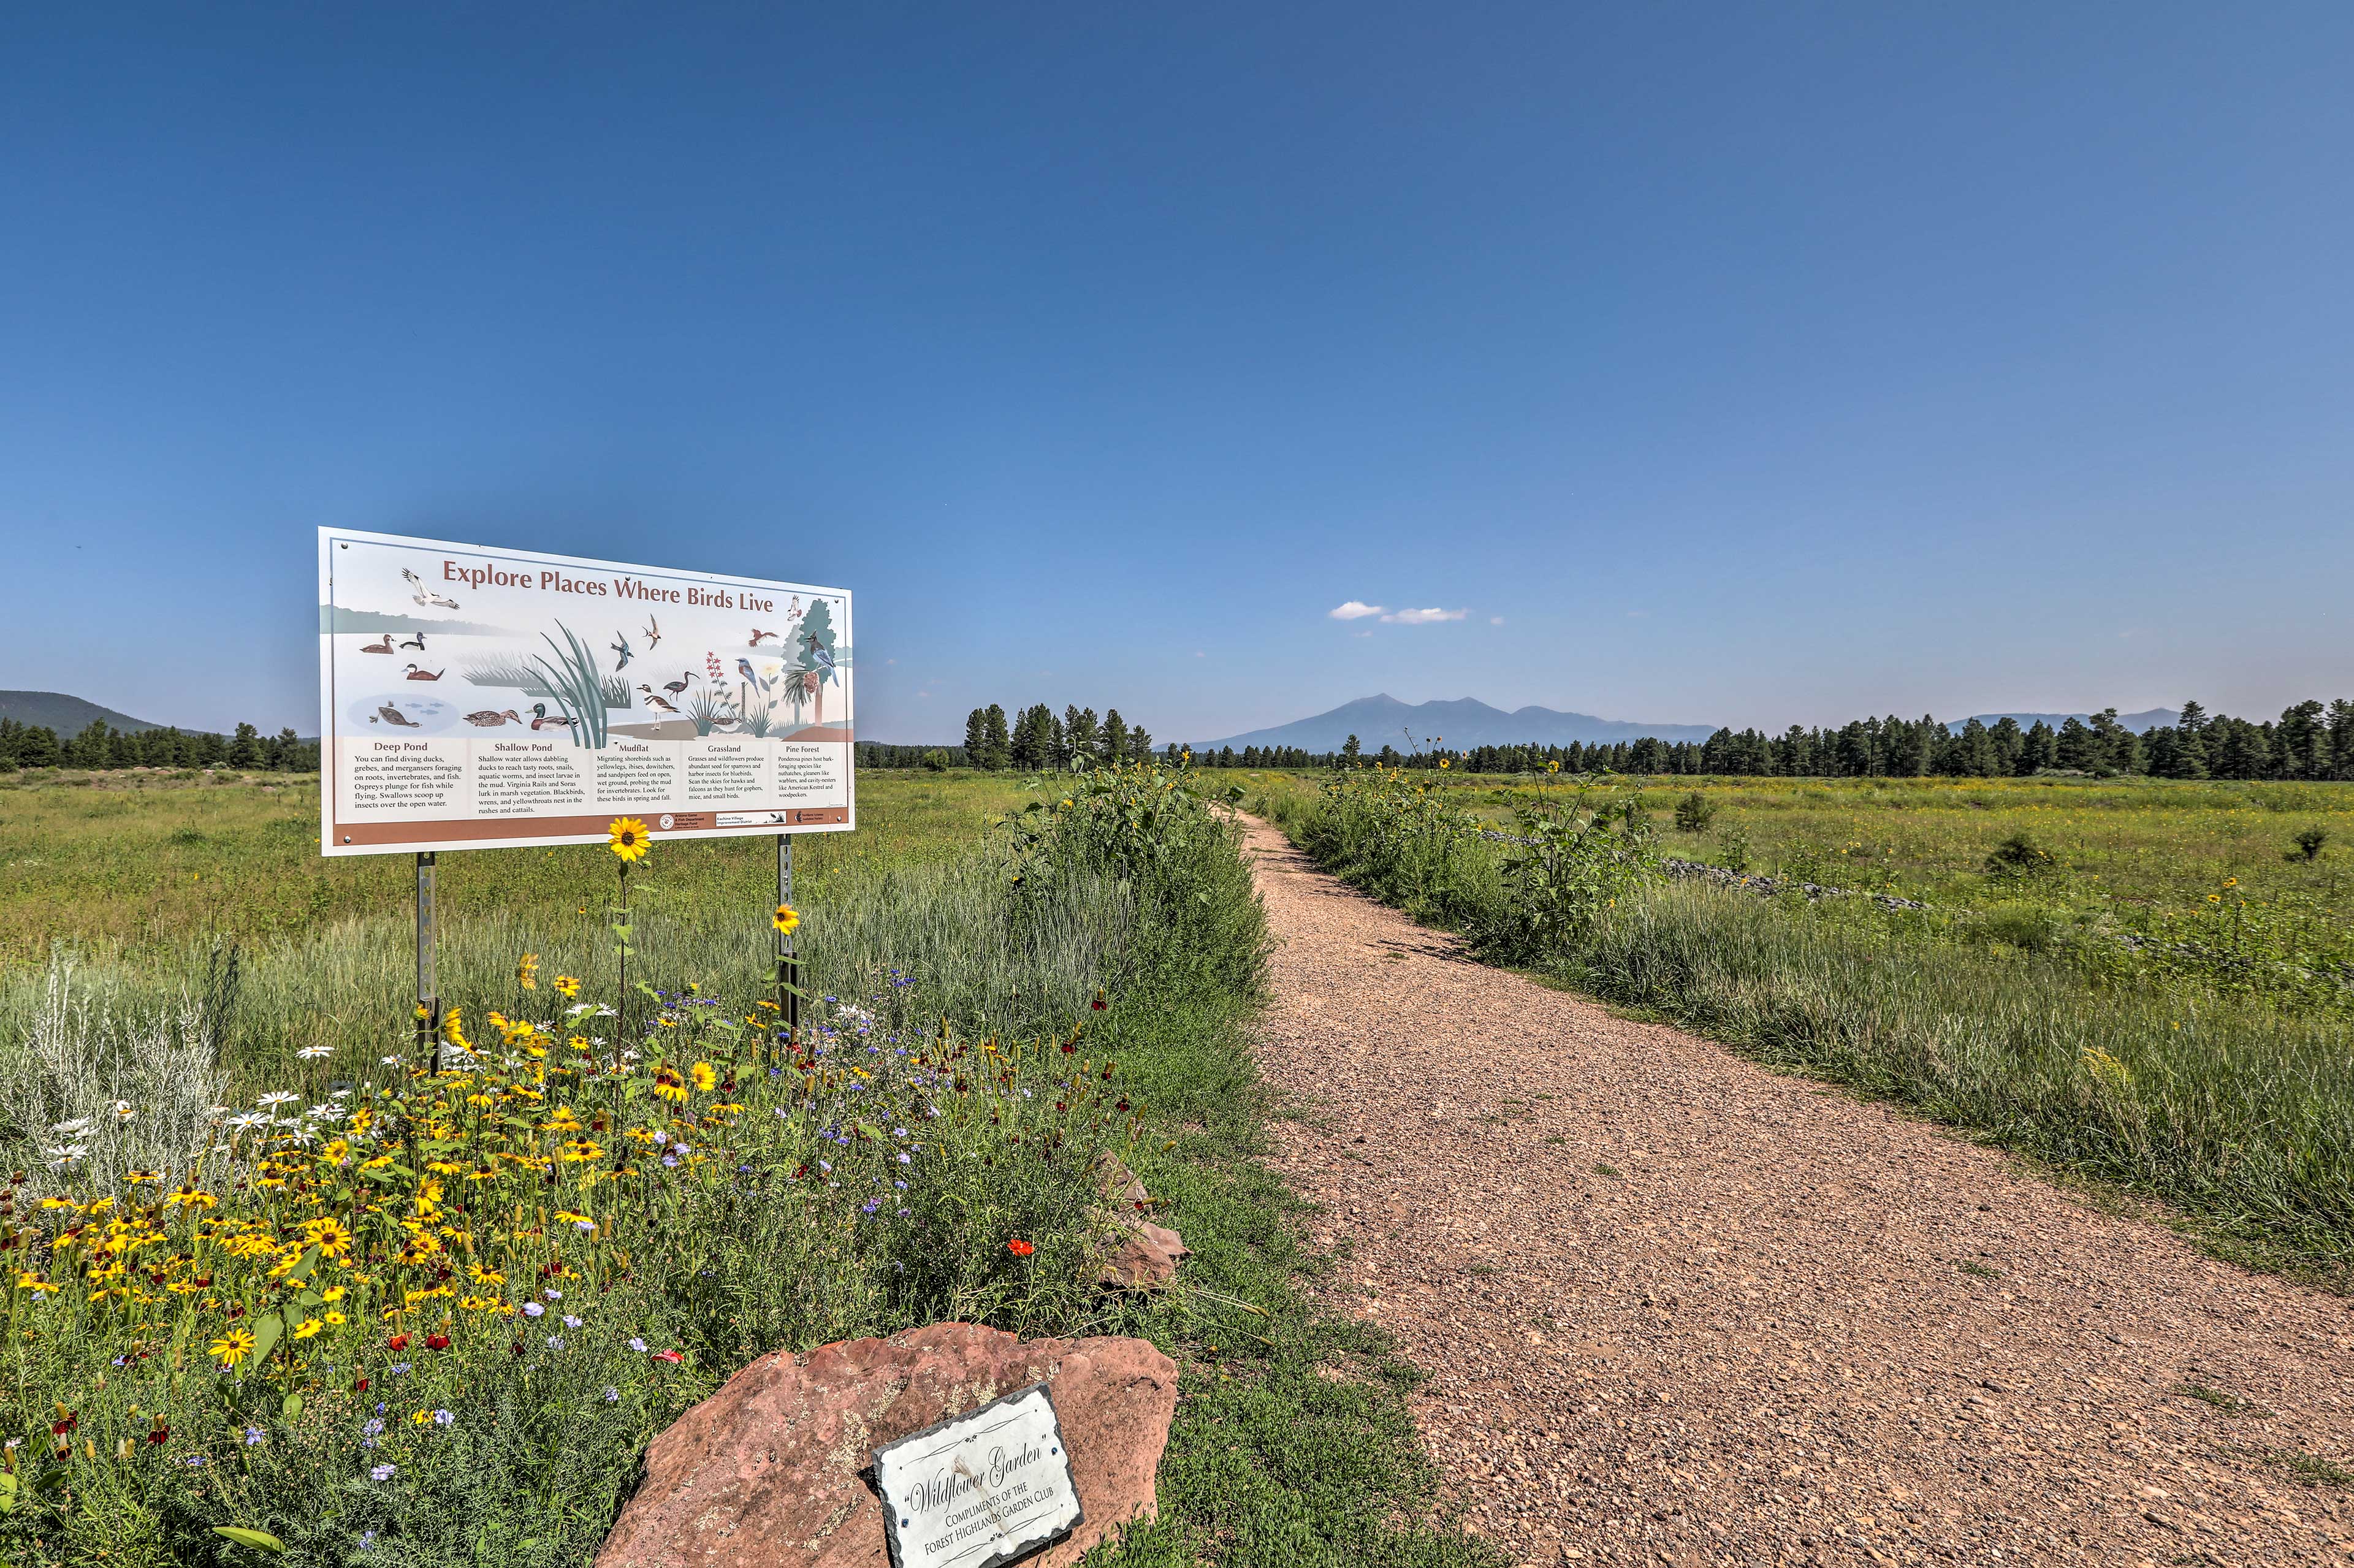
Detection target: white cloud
<box><xmin>1328</xmin><ymin>601</ymin><xmax>1385</xmax><ymax>620</ymax></box>
<box><xmin>1488</xmin><ymin>615</ymin><xmax>1504</xmax><ymax>625</ymax></box>
<box><xmin>1353</xmin><ymin>630</ymin><xmax>1373</xmax><ymax>639</ymax></box>
<box><xmin>1379</xmin><ymin>607</ymin><xmax>1467</xmax><ymax>625</ymax></box>
<box><xmin>1192</xmin><ymin>650</ymin><xmax>1206</xmax><ymax>658</ymax></box>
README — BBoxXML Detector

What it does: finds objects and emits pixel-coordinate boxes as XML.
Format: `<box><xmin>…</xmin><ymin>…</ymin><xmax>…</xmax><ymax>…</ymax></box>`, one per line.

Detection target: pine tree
<box><xmin>983</xmin><ymin>704</ymin><xmax>1011</xmax><ymax>771</ymax></box>
<box><xmin>1099</xmin><ymin>709</ymin><xmax>1129</xmax><ymax>765</ymax></box>
<box><xmin>963</xmin><ymin>708</ymin><xmax>989</xmax><ymax>767</ymax></box>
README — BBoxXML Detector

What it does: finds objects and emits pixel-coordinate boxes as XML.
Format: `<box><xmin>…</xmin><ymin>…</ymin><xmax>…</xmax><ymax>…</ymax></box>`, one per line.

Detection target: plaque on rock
<box><xmin>873</xmin><ymin>1382</ymin><xmax>1084</xmax><ymax>1568</ymax></box>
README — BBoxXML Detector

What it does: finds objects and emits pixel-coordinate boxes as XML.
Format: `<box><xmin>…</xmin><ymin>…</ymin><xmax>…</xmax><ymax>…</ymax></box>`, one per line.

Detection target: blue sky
<box><xmin>3</xmin><ymin>4</ymin><xmax>2349</xmax><ymax>742</ymax></box>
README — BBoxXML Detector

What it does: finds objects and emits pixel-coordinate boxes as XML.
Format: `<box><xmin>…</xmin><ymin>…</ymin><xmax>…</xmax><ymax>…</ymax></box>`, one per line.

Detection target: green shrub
<box><xmin>1672</xmin><ymin>791</ymin><xmax>1716</xmax><ymax>833</ymax></box>
<box><xmin>1984</xmin><ymin>830</ymin><xmax>2057</xmax><ymax>877</ymax></box>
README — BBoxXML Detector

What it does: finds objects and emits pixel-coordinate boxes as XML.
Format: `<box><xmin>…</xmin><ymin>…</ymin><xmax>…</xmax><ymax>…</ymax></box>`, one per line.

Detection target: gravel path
<box><xmin>1239</xmin><ymin>817</ymin><xmax>2354</xmax><ymax>1567</ymax></box>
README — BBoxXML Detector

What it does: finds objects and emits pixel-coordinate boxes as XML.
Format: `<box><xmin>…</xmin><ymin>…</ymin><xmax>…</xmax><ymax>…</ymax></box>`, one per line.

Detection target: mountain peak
<box><xmin>1194</xmin><ymin>695</ymin><xmax>1715</xmax><ymax>752</ymax></box>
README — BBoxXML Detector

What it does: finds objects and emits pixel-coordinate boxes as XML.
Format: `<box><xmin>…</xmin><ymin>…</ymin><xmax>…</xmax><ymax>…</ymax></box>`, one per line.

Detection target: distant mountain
<box><xmin>0</xmin><ymin>691</ymin><xmax>166</xmax><ymax>733</ymax></box>
<box><xmin>1195</xmin><ymin>694</ymin><xmax>1717</xmax><ymax>753</ymax></box>
<box><xmin>1948</xmin><ymin>709</ymin><xmax>2179</xmax><ymax>736</ymax></box>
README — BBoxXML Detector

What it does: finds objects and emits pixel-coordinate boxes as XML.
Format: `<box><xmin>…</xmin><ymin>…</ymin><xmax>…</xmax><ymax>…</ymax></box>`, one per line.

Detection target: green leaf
<box><xmin>213</xmin><ymin>1526</ymin><xmax>288</xmax><ymax>1553</ymax></box>
<box><xmin>0</xmin><ymin>1470</ymin><xmax>17</xmax><ymax>1513</ymax></box>
<box><xmin>296</xmin><ymin>1289</ymin><xmax>322</xmax><ymax>1309</ymax></box>
<box><xmin>249</xmin><ymin>1311</ymin><xmax>284</xmax><ymax>1365</ymax></box>
<box><xmin>280</xmin><ymin>1392</ymin><xmax>303</xmax><ymax>1423</ymax></box>
<box><xmin>284</xmin><ymin>1244</ymin><xmax>324</xmax><ymax>1283</ymax></box>
<box><xmin>855</xmin><ymin>1121</ymin><xmax>883</xmax><ymax>1141</ymax></box>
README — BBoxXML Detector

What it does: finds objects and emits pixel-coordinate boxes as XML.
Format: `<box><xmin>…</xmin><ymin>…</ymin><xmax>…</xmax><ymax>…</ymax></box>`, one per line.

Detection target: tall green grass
<box><xmin>1259</xmin><ymin>778</ymin><xmax>2354</xmax><ymax>1281</ymax></box>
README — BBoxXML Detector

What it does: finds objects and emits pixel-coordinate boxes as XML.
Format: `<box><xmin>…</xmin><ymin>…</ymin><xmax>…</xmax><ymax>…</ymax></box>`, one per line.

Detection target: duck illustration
<box><xmin>658</xmin><ymin>672</ymin><xmax>693</xmax><ymax>697</ymax></box>
<box><xmin>399</xmin><ymin>568</ymin><xmax>460</xmax><ymax>609</ymax></box>
<box><xmin>398</xmin><ymin>633</ymin><xmax>427</xmax><ymax>651</ymax></box>
<box><xmin>359</xmin><ymin>634</ymin><xmax>396</xmax><ymax>654</ymax></box>
<box><xmin>402</xmin><ymin>664</ymin><xmax>444</xmax><ymax>681</ymax></box>
<box><xmin>463</xmin><ymin>709</ymin><xmax>522</xmax><ymax>727</ymax></box>
<box><xmin>609</xmin><ymin>633</ymin><xmax>633</xmax><ymax>670</ymax></box>
<box><xmin>642</xmin><ymin>615</ymin><xmax>661</xmax><ymax>649</ymax></box>
<box><xmin>528</xmin><ymin>702</ymin><xmax>576</xmax><ymax>731</ymax></box>
<box><xmin>637</xmin><ymin>685</ymin><xmax>680</xmax><ymax>714</ymax></box>
<box><xmin>748</xmin><ymin>628</ymin><xmax>780</xmax><ymax>647</ymax></box>
<box><xmin>374</xmin><ymin>703</ymin><xmax>421</xmax><ymax>728</ymax></box>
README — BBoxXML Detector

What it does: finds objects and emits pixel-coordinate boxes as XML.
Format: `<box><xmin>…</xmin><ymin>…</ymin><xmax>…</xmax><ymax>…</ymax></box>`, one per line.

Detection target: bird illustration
<box><xmin>528</xmin><ymin>703</ymin><xmax>576</xmax><ymax>731</ymax></box>
<box><xmin>402</xmin><ymin>664</ymin><xmax>444</xmax><ymax>681</ymax></box>
<box><xmin>463</xmin><ymin>709</ymin><xmax>522</xmax><ymax>727</ymax></box>
<box><xmin>398</xmin><ymin>633</ymin><xmax>427</xmax><ymax>651</ymax></box>
<box><xmin>748</xmin><ymin>628</ymin><xmax>780</xmax><ymax>647</ymax></box>
<box><xmin>736</xmin><ymin>657</ymin><xmax>773</xmax><ymax>693</ymax></box>
<box><xmin>659</xmin><ymin>672</ymin><xmax>693</xmax><ymax>697</ymax></box>
<box><xmin>642</xmin><ymin>616</ymin><xmax>661</xmax><ymax>649</ymax></box>
<box><xmin>787</xmin><ymin>596</ymin><xmax>801</xmax><ymax>618</ymax></box>
<box><xmin>359</xmin><ymin>634</ymin><xmax>395</xmax><ymax>654</ymax></box>
<box><xmin>399</xmin><ymin>568</ymin><xmax>460</xmax><ymax>609</ymax></box>
<box><xmin>637</xmin><ymin>685</ymin><xmax>680</xmax><ymax>714</ymax></box>
<box><xmin>609</xmin><ymin>633</ymin><xmax>633</xmax><ymax>670</ymax></box>
<box><xmin>375</xmin><ymin>704</ymin><xmax>420</xmax><ymax>728</ymax></box>
<box><xmin>801</xmin><ymin>633</ymin><xmax>839</xmax><ymax>676</ymax></box>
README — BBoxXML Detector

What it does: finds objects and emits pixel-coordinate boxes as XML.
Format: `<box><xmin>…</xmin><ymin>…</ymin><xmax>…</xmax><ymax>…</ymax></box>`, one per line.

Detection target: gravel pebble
<box><xmin>1241</xmin><ymin>817</ymin><xmax>2354</xmax><ymax>1567</ymax></box>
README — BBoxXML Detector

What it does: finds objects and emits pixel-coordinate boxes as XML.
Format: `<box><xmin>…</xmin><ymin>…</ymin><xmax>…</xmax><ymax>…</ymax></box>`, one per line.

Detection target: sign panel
<box><xmin>318</xmin><ymin>528</ymin><xmax>853</xmax><ymax>855</ymax></box>
<box><xmin>872</xmin><ymin>1383</ymin><xmax>1083</xmax><ymax>1568</ymax></box>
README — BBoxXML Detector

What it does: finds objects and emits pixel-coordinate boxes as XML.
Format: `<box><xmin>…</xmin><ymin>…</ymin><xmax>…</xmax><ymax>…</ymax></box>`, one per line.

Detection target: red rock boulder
<box><xmin>596</xmin><ymin>1322</ymin><xmax>1178</xmax><ymax>1568</ymax></box>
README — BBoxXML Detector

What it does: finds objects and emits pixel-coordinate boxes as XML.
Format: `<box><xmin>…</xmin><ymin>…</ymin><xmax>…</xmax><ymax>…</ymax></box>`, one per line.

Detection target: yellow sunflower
<box><xmin>553</xmin><ymin>975</ymin><xmax>581</xmax><ymax>1000</ymax></box>
<box><xmin>517</xmin><ymin>953</ymin><xmax>540</xmax><ymax>990</ymax></box>
<box><xmin>690</xmin><ymin>1062</ymin><xmax>717</xmax><ymax>1092</ymax></box>
<box><xmin>210</xmin><ymin>1326</ymin><xmax>257</xmax><ymax>1366</ymax></box>
<box><xmin>772</xmin><ymin>903</ymin><xmax>801</xmax><ymax>936</ymax></box>
<box><xmin>607</xmin><ymin>818</ymin><xmax>652</xmax><ymax>862</ymax></box>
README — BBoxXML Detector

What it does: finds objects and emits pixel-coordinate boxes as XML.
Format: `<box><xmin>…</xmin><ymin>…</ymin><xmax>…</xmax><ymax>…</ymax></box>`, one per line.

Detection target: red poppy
<box><xmin>1006</xmin><ymin>1238</ymin><xmax>1035</xmax><ymax>1257</ymax></box>
<box><xmin>354</xmin><ymin>1377</ymin><xmax>370</xmax><ymax>1391</ymax></box>
<box><xmin>425</xmin><ymin>1333</ymin><xmax>451</xmax><ymax>1351</ymax></box>
<box><xmin>653</xmin><ymin>1349</ymin><xmax>684</xmax><ymax>1364</ymax></box>
<box><xmin>386</xmin><ymin>1333</ymin><xmax>410</xmax><ymax>1351</ymax></box>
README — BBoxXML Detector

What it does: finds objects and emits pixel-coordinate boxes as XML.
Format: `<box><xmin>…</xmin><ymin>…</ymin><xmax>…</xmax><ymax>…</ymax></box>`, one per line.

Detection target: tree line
<box><xmin>0</xmin><ymin>718</ymin><xmax>320</xmax><ymax>774</ymax></box>
<box><xmin>952</xmin><ymin>704</ymin><xmax>1159</xmax><ymax>772</ymax></box>
<box><xmin>1191</xmin><ymin>698</ymin><xmax>2354</xmax><ymax>782</ymax></box>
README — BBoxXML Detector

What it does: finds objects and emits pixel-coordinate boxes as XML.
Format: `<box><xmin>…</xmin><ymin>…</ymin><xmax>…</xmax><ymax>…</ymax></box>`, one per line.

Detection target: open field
<box><xmin>1244</xmin><ymin>765</ymin><xmax>2354</xmax><ymax>1282</ymax></box>
<box><xmin>0</xmin><ymin>767</ymin><xmax>1492</xmax><ymax>1568</ymax></box>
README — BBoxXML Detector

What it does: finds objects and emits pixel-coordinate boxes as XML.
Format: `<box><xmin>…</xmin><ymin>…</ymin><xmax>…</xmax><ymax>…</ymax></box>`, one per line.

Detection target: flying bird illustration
<box><xmin>748</xmin><ymin>628</ymin><xmax>780</xmax><ymax>647</ymax></box>
<box><xmin>402</xmin><ymin>664</ymin><xmax>444</xmax><ymax>681</ymax></box>
<box><xmin>398</xmin><ymin>633</ymin><xmax>426</xmax><ymax>651</ymax></box>
<box><xmin>609</xmin><ymin>634</ymin><xmax>634</xmax><ymax>670</ymax></box>
<box><xmin>359</xmin><ymin>634</ymin><xmax>395</xmax><ymax>654</ymax></box>
<box><xmin>528</xmin><ymin>703</ymin><xmax>576</xmax><ymax>731</ymax></box>
<box><xmin>642</xmin><ymin>616</ymin><xmax>661</xmax><ymax>649</ymax></box>
<box><xmin>374</xmin><ymin>704</ymin><xmax>420</xmax><ymax>728</ymax></box>
<box><xmin>399</xmin><ymin>568</ymin><xmax>459</xmax><ymax>609</ymax></box>
<box><xmin>463</xmin><ymin>709</ymin><xmax>522</xmax><ymax>727</ymax></box>
<box><xmin>637</xmin><ymin>685</ymin><xmax>680</xmax><ymax>714</ymax></box>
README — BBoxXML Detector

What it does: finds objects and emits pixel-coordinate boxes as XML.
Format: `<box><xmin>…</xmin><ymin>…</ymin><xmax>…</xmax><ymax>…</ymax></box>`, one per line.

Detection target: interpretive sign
<box><xmin>872</xmin><ymin>1383</ymin><xmax>1083</xmax><ymax>1568</ymax></box>
<box><xmin>317</xmin><ymin>528</ymin><xmax>853</xmax><ymax>855</ymax></box>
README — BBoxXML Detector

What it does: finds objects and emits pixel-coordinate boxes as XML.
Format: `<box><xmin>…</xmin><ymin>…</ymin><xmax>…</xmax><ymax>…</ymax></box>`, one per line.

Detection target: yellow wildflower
<box><xmin>211</xmin><ymin>1326</ymin><xmax>257</xmax><ymax>1365</ymax></box>
<box><xmin>772</xmin><ymin>903</ymin><xmax>800</xmax><ymax>936</ymax></box>
<box><xmin>607</xmin><ymin>817</ymin><xmax>652</xmax><ymax>862</ymax></box>
<box><xmin>690</xmin><ymin>1062</ymin><xmax>717</xmax><ymax>1092</ymax></box>
<box><xmin>517</xmin><ymin>953</ymin><xmax>539</xmax><ymax>990</ymax></box>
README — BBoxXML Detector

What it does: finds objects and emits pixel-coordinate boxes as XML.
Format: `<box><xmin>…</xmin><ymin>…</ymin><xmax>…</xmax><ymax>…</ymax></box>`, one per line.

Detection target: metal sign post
<box><xmin>776</xmin><ymin>834</ymin><xmax>799</xmax><ymax>1046</ymax></box>
<box><xmin>415</xmin><ymin>851</ymin><xmax>440</xmax><ymax>1071</ymax></box>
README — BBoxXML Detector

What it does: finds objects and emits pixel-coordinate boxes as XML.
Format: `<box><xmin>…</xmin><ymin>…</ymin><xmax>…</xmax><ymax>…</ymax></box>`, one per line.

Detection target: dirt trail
<box><xmin>1238</xmin><ymin>816</ymin><xmax>2354</xmax><ymax>1567</ymax></box>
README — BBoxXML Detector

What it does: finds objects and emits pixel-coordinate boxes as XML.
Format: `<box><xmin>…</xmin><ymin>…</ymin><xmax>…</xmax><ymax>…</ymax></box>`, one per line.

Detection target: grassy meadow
<box><xmin>0</xmin><ymin>765</ymin><xmax>1495</xmax><ymax>1568</ymax></box>
<box><xmin>1241</xmin><ymin>764</ymin><xmax>2354</xmax><ymax>1283</ymax></box>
